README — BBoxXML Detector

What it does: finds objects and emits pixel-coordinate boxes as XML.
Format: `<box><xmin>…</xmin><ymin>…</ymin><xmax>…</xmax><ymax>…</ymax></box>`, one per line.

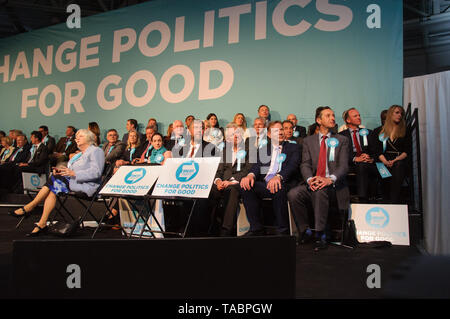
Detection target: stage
<box><xmin>0</xmin><ymin>193</ymin><xmax>427</xmax><ymax>300</ymax></box>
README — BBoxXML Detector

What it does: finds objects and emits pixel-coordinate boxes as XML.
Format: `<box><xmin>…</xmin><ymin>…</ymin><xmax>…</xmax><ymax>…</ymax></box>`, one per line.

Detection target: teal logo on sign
<box><xmin>176</xmin><ymin>161</ymin><xmax>199</xmax><ymax>182</ymax></box>
<box><xmin>124</xmin><ymin>168</ymin><xmax>146</xmax><ymax>184</ymax></box>
<box><xmin>30</xmin><ymin>175</ymin><xmax>40</xmax><ymax>187</ymax></box>
<box><xmin>365</xmin><ymin>207</ymin><xmax>390</xmax><ymax>229</ymax></box>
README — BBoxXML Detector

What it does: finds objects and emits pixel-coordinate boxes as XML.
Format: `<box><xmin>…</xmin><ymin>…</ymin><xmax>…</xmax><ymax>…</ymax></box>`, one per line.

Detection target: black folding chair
<box><xmin>51</xmin><ymin>164</ymin><xmax>120</xmax><ymax>235</ymax></box>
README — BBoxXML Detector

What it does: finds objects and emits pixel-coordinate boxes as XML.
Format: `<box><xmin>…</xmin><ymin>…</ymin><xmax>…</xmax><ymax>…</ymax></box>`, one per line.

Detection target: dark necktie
<box><xmin>317</xmin><ymin>136</ymin><xmax>328</xmax><ymax>177</ymax></box>
<box><xmin>352</xmin><ymin>130</ymin><xmax>362</xmax><ymax>156</ymax></box>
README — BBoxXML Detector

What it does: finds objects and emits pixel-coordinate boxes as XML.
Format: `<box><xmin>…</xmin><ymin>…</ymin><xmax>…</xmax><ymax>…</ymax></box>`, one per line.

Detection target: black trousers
<box><xmin>209</xmin><ymin>183</ymin><xmax>241</xmax><ymax>232</ymax></box>
<box><xmin>353</xmin><ymin>162</ymin><xmax>379</xmax><ymax>199</ymax></box>
<box><xmin>240</xmin><ymin>181</ymin><xmax>289</xmax><ymax>234</ymax></box>
<box><xmin>383</xmin><ymin>160</ymin><xmax>407</xmax><ymax>204</ymax></box>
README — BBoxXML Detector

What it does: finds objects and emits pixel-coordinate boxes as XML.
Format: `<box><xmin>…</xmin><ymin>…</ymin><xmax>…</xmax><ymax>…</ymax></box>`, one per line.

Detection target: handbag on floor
<box><xmin>48</xmin><ymin>217</ymin><xmax>81</xmax><ymax>237</ymax></box>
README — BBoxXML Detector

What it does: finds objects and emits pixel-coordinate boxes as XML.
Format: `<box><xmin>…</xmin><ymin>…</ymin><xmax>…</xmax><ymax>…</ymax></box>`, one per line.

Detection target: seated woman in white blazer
<box><xmin>9</xmin><ymin>129</ymin><xmax>105</xmax><ymax>237</ymax></box>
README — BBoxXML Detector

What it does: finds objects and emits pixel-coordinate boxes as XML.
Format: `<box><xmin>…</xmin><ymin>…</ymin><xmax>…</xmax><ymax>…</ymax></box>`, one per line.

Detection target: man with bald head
<box><xmin>287</xmin><ymin>114</ymin><xmax>306</xmax><ymax>138</ymax></box>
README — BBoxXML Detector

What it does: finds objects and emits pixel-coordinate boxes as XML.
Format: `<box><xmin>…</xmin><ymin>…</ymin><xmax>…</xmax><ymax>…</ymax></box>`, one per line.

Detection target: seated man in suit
<box><xmin>165</xmin><ymin>119</ymin><xmax>218</xmax><ymax>236</ymax></box>
<box><xmin>339</xmin><ymin>108</ymin><xmax>378</xmax><ymax>202</ymax></box>
<box><xmin>172</xmin><ymin>119</ymin><xmax>216</xmax><ymax>158</ymax></box>
<box><xmin>283</xmin><ymin>120</ymin><xmax>304</xmax><ymax>145</ymax></box>
<box><xmin>210</xmin><ymin>123</ymin><xmax>252</xmax><ymax>236</ymax></box>
<box><xmin>135</xmin><ymin>125</ymin><xmax>157</xmax><ymax>164</ymax></box>
<box><xmin>288</xmin><ymin>106</ymin><xmax>349</xmax><ymax>250</ymax></box>
<box><xmin>102</xmin><ymin>129</ymin><xmax>126</xmax><ymax>169</ymax></box>
<box><xmin>12</xmin><ymin>131</ymin><xmax>49</xmax><ymax>192</ymax></box>
<box><xmin>49</xmin><ymin>126</ymin><xmax>78</xmax><ymax>166</ymax></box>
<box><xmin>39</xmin><ymin>125</ymin><xmax>56</xmax><ymax>154</ymax></box>
<box><xmin>0</xmin><ymin>134</ymin><xmax>30</xmax><ymax>192</ymax></box>
<box><xmin>287</xmin><ymin>114</ymin><xmax>307</xmax><ymax>138</ymax></box>
<box><xmin>240</xmin><ymin>121</ymin><xmax>300</xmax><ymax>236</ymax></box>
<box><xmin>164</xmin><ymin>120</ymin><xmax>186</xmax><ymax>150</ymax></box>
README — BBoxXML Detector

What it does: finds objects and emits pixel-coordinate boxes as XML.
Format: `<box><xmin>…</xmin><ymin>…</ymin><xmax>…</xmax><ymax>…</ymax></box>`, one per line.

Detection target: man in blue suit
<box><xmin>240</xmin><ymin>121</ymin><xmax>301</xmax><ymax>236</ymax></box>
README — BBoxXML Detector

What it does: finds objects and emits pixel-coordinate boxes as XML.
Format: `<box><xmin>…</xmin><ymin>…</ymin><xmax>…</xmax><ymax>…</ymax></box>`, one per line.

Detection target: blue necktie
<box><xmin>265</xmin><ymin>146</ymin><xmax>280</xmax><ymax>182</ymax></box>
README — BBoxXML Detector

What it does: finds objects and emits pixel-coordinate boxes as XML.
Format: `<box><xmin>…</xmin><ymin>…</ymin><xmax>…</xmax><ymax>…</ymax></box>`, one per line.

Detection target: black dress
<box><xmin>373</xmin><ymin>131</ymin><xmax>411</xmax><ymax>204</ymax></box>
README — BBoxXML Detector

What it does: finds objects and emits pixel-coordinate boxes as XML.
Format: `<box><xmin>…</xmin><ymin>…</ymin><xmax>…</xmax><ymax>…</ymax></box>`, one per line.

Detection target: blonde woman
<box><xmin>233</xmin><ymin>113</ymin><xmax>250</xmax><ymax>140</ymax></box>
<box><xmin>0</xmin><ymin>136</ymin><xmax>15</xmax><ymax>163</ymax></box>
<box><xmin>114</xmin><ymin>129</ymin><xmax>142</xmax><ymax>173</ymax></box>
<box><xmin>374</xmin><ymin>105</ymin><xmax>409</xmax><ymax>204</ymax></box>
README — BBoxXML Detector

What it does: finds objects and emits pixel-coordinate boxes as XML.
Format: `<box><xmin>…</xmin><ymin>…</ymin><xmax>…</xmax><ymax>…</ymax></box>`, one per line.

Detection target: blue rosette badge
<box><xmin>155</xmin><ymin>153</ymin><xmax>164</xmax><ymax>164</ymax></box>
<box><xmin>359</xmin><ymin>128</ymin><xmax>369</xmax><ymax>146</ymax></box>
<box><xmin>277</xmin><ymin>153</ymin><xmax>286</xmax><ymax>171</ymax></box>
<box><xmin>327</xmin><ymin>138</ymin><xmax>339</xmax><ymax>161</ymax></box>
<box><xmin>236</xmin><ymin>150</ymin><xmax>246</xmax><ymax>171</ymax></box>
<box><xmin>378</xmin><ymin>134</ymin><xmax>388</xmax><ymax>153</ymax></box>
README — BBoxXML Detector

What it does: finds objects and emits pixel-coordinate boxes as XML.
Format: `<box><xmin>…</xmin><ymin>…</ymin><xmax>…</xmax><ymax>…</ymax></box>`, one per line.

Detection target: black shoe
<box><xmin>314</xmin><ymin>235</ymin><xmax>328</xmax><ymax>251</ymax></box>
<box><xmin>26</xmin><ymin>223</ymin><xmax>48</xmax><ymax>237</ymax></box>
<box><xmin>242</xmin><ymin>229</ymin><xmax>265</xmax><ymax>237</ymax></box>
<box><xmin>9</xmin><ymin>206</ymin><xmax>31</xmax><ymax>218</ymax></box>
<box><xmin>298</xmin><ymin>229</ymin><xmax>313</xmax><ymax>244</ymax></box>
<box><xmin>220</xmin><ymin>228</ymin><xmax>234</xmax><ymax>237</ymax></box>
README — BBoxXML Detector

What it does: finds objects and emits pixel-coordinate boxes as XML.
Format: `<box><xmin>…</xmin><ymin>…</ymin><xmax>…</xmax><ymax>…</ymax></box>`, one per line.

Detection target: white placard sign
<box><xmin>350</xmin><ymin>204</ymin><xmax>410</xmax><ymax>246</ymax></box>
<box><xmin>22</xmin><ymin>172</ymin><xmax>46</xmax><ymax>191</ymax></box>
<box><xmin>152</xmin><ymin>157</ymin><xmax>220</xmax><ymax>198</ymax></box>
<box><xmin>100</xmin><ymin>165</ymin><xmax>162</xmax><ymax>196</ymax></box>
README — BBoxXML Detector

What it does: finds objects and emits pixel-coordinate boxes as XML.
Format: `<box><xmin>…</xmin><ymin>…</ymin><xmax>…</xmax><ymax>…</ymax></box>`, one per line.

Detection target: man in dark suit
<box><xmin>39</xmin><ymin>125</ymin><xmax>56</xmax><ymax>154</ymax></box>
<box><xmin>50</xmin><ymin>126</ymin><xmax>78</xmax><ymax>166</ymax></box>
<box><xmin>282</xmin><ymin>120</ymin><xmax>303</xmax><ymax>189</ymax></box>
<box><xmin>339</xmin><ymin>108</ymin><xmax>378</xmax><ymax>202</ymax></box>
<box><xmin>0</xmin><ymin>134</ymin><xmax>30</xmax><ymax>192</ymax></box>
<box><xmin>166</xmin><ymin>119</ymin><xmax>218</xmax><ymax>237</ymax></box>
<box><xmin>164</xmin><ymin>120</ymin><xmax>186</xmax><ymax>150</ymax></box>
<box><xmin>171</xmin><ymin>119</ymin><xmax>217</xmax><ymax>158</ymax></box>
<box><xmin>210</xmin><ymin>123</ymin><xmax>252</xmax><ymax>236</ymax></box>
<box><xmin>12</xmin><ymin>131</ymin><xmax>49</xmax><ymax>192</ymax></box>
<box><xmin>288</xmin><ymin>106</ymin><xmax>349</xmax><ymax>250</ymax></box>
<box><xmin>257</xmin><ymin>105</ymin><xmax>271</xmax><ymax>127</ymax></box>
<box><xmin>121</xmin><ymin>119</ymin><xmax>145</xmax><ymax>144</ymax></box>
<box><xmin>240</xmin><ymin>121</ymin><xmax>301</xmax><ymax>236</ymax></box>
<box><xmin>102</xmin><ymin>129</ymin><xmax>126</xmax><ymax>168</ymax></box>
<box><xmin>287</xmin><ymin>114</ymin><xmax>307</xmax><ymax>138</ymax></box>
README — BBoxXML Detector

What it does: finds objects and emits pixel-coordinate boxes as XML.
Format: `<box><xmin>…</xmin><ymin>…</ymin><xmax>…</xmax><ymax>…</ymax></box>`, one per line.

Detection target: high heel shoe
<box><xmin>26</xmin><ymin>223</ymin><xmax>48</xmax><ymax>237</ymax></box>
<box><xmin>9</xmin><ymin>206</ymin><xmax>31</xmax><ymax>218</ymax></box>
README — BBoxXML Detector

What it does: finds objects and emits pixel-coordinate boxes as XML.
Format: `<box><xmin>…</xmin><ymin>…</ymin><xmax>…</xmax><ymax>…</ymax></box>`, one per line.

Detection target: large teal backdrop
<box><xmin>0</xmin><ymin>0</ymin><xmax>402</xmax><ymax>140</ymax></box>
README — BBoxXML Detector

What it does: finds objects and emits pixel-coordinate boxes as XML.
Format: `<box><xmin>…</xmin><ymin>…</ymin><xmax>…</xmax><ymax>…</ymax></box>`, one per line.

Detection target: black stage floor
<box><xmin>0</xmin><ymin>197</ymin><xmax>424</xmax><ymax>299</ymax></box>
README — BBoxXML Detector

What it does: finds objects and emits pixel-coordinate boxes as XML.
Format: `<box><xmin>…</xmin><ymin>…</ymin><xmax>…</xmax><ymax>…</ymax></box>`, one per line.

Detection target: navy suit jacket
<box><xmin>249</xmin><ymin>140</ymin><xmax>300</xmax><ymax>185</ymax></box>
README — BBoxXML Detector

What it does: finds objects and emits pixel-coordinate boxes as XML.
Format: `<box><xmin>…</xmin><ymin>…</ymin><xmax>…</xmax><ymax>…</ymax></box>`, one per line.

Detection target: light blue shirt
<box><xmin>68</xmin><ymin>145</ymin><xmax>105</xmax><ymax>197</ymax></box>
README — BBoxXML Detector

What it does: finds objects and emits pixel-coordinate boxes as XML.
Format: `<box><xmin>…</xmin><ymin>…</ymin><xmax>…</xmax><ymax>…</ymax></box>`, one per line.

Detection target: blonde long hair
<box><xmin>127</xmin><ymin>129</ymin><xmax>141</xmax><ymax>149</ymax></box>
<box><xmin>233</xmin><ymin>113</ymin><xmax>247</xmax><ymax>130</ymax></box>
<box><xmin>380</xmin><ymin>105</ymin><xmax>406</xmax><ymax>139</ymax></box>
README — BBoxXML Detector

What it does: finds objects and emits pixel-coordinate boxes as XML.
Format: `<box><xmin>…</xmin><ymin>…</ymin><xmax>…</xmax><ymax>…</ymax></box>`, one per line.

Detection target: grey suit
<box><xmin>288</xmin><ymin>133</ymin><xmax>349</xmax><ymax>233</ymax></box>
<box><xmin>102</xmin><ymin>141</ymin><xmax>126</xmax><ymax>165</ymax></box>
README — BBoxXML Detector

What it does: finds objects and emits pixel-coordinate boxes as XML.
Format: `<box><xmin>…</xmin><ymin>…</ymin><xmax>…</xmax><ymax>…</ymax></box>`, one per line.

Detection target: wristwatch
<box><xmin>276</xmin><ymin>174</ymin><xmax>283</xmax><ymax>181</ymax></box>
